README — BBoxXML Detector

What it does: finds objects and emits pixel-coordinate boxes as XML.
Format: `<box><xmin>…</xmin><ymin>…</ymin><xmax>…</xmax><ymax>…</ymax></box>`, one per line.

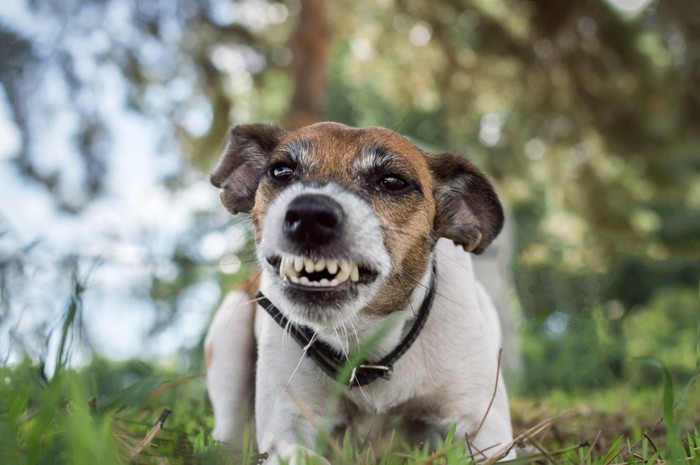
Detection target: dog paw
<box><xmin>264</xmin><ymin>443</ymin><xmax>330</xmax><ymax>465</ymax></box>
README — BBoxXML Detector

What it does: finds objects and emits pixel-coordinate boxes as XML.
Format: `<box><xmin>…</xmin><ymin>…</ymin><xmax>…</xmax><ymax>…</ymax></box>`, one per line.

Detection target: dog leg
<box><xmin>431</xmin><ymin>376</ymin><xmax>515</xmax><ymax>462</ymax></box>
<box><xmin>454</xmin><ymin>398</ymin><xmax>516</xmax><ymax>461</ymax></box>
<box><xmin>205</xmin><ymin>291</ymin><xmax>256</xmax><ymax>446</ymax></box>
<box><xmin>254</xmin><ymin>321</ymin><xmax>335</xmax><ymax>465</ymax></box>
<box><xmin>255</xmin><ymin>386</ymin><xmax>332</xmax><ymax>465</ymax></box>
<box><xmin>467</xmin><ymin>416</ymin><xmax>518</xmax><ymax>461</ymax></box>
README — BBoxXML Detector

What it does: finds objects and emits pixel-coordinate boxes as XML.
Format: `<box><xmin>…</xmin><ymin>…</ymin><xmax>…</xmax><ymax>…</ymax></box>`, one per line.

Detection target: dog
<box><xmin>205</xmin><ymin>122</ymin><xmax>515</xmax><ymax>464</ymax></box>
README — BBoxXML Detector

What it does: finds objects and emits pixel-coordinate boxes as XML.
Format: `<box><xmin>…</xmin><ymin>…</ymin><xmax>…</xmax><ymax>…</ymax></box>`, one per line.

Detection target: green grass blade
<box><xmin>636</xmin><ymin>357</ymin><xmax>685</xmax><ymax>461</ymax></box>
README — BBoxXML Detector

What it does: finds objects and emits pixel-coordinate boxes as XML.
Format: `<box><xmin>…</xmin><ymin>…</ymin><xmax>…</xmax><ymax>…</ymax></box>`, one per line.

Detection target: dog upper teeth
<box><xmin>314</xmin><ymin>259</ymin><xmax>325</xmax><ymax>272</ymax></box>
<box><xmin>350</xmin><ymin>265</ymin><xmax>359</xmax><ymax>282</ymax></box>
<box><xmin>278</xmin><ymin>255</ymin><xmax>360</xmax><ymax>287</ymax></box>
<box><xmin>294</xmin><ymin>256</ymin><xmax>304</xmax><ymax>272</ymax></box>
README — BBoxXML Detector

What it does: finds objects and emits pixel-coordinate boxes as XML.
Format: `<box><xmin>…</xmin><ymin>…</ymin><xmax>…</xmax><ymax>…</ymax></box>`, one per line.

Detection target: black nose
<box><xmin>284</xmin><ymin>194</ymin><xmax>345</xmax><ymax>247</ymax></box>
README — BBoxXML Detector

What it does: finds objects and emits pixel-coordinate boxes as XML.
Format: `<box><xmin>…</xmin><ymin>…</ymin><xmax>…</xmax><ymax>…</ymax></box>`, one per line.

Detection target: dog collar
<box><xmin>256</xmin><ymin>261</ymin><xmax>437</xmax><ymax>388</ymax></box>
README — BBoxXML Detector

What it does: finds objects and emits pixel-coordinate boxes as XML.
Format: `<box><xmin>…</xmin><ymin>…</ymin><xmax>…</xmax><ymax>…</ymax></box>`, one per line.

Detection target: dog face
<box><xmin>211</xmin><ymin>122</ymin><xmax>503</xmax><ymax>328</ymax></box>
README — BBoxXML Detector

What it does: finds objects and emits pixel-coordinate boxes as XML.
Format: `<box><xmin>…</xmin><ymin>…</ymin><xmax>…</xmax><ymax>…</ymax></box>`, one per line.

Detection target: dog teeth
<box><xmin>337</xmin><ymin>260</ymin><xmax>351</xmax><ymax>282</ymax></box>
<box><xmin>326</xmin><ymin>260</ymin><xmax>338</xmax><ymax>274</ymax></box>
<box><xmin>314</xmin><ymin>259</ymin><xmax>325</xmax><ymax>271</ymax></box>
<box><xmin>277</xmin><ymin>255</ymin><xmax>362</xmax><ymax>288</ymax></box>
<box><xmin>350</xmin><ymin>265</ymin><xmax>359</xmax><ymax>282</ymax></box>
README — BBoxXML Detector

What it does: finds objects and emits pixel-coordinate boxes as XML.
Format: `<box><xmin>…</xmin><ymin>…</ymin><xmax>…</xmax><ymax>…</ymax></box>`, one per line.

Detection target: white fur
<box><xmin>206</xmin><ymin>187</ymin><xmax>515</xmax><ymax>464</ymax></box>
<box><xmin>257</xmin><ymin>182</ymin><xmax>392</xmax><ymax>329</ymax></box>
<box><xmin>205</xmin><ymin>291</ymin><xmax>256</xmax><ymax>444</ymax></box>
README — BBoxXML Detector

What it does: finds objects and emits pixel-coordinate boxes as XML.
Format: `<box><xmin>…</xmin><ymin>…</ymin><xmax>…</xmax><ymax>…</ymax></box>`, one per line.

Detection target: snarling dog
<box><xmin>205</xmin><ymin>122</ymin><xmax>515</xmax><ymax>464</ymax></box>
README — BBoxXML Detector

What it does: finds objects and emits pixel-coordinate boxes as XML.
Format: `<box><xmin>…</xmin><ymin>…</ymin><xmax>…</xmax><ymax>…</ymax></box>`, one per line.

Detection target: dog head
<box><xmin>211</xmin><ymin>122</ymin><xmax>503</xmax><ymax>328</ymax></box>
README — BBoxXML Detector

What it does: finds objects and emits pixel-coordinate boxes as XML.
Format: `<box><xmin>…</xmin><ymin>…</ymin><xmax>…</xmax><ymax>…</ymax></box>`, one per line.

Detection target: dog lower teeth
<box><xmin>279</xmin><ymin>255</ymin><xmax>360</xmax><ymax>287</ymax></box>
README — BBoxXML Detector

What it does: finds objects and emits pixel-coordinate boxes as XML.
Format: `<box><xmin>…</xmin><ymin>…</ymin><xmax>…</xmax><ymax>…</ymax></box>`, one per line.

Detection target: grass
<box><xmin>1</xmin><ymin>263</ymin><xmax>697</xmax><ymax>464</ymax></box>
<box><xmin>0</xmin><ymin>357</ymin><xmax>697</xmax><ymax>465</ymax></box>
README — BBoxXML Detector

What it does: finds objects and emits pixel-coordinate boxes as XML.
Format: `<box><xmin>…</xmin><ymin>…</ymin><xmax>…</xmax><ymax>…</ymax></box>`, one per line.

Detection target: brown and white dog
<box><xmin>205</xmin><ymin>122</ymin><xmax>515</xmax><ymax>464</ymax></box>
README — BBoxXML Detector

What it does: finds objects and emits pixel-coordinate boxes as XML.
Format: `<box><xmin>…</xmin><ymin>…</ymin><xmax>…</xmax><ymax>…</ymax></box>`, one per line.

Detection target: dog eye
<box><xmin>269</xmin><ymin>163</ymin><xmax>295</xmax><ymax>183</ymax></box>
<box><xmin>379</xmin><ymin>175</ymin><xmax>410</xmax><ymax>193</ymax></box>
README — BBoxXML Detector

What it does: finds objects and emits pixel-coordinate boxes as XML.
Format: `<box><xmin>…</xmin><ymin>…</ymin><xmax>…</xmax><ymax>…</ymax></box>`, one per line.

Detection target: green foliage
<box><xmin>0</xmin><ymin>363</ymin><xmax>122</xmax><ymax>464</ymax></box>
<box><xmin>1</xmin><ymin>358</ymin><xmax>698</xmax><ymax>464</ymax></box>
<box><xmin>625</xmin><ymin>288</ymin><xmax>698</xmax><ymax>382</ymax></box>
<box><xmin>520</xmin><ymin>284</ymin><xmax>697</xmax><ymax>394</ymax></box>
<box><xmin>0</xmin><ymin>358</ymin><xmax>236</xmax><ymax>465</ymax></box>
<box><xmin>520</xmin><ymin>312</ymin><xmax>624</xmax><ymax>393</ymax></box>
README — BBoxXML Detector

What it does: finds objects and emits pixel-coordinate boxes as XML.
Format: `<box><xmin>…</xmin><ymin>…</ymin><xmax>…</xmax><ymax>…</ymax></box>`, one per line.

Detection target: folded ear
<box><xmin>210</xmin><ymin>123</ymin><xmax>285</xmax><ymax>214</ymax></box>
<box><xmin>428</xmin><ymin>152</ymin><xmax>504</xmax><ymax>254</ymax></box>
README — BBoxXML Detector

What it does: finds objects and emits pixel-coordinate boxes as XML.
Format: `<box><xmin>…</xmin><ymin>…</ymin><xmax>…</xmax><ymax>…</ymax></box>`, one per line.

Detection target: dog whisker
<box><xmin>394</xmin><ymin>268</ymin><xmax>462</xmax><ymax>307</ymax></box>
<box><xmin>283</xmin><ymin>319</ymin><xmax>294</xmax><ymax>352</ymax></box>
<box><xmin>280</xmin><ymin>330</ymin><xmax>318</xmax><ymax>396</ymax></box>
<box><xmin>355</xmin><ymin>377</ymin><xmax>377</xmax><ymax>413</ymax></box>
<box><xmin>243</xmin><ymin>296</ymin><xmax>265</xmax><ymax>305</ymax></box>
<box><xmin>348</xmin><ymin>320</ymin><xmax>361</xmax><ymax>354</ymax></box>
<box><xmin>379</xmin><ymin>110</ymin><xmax>412</xmax><ymax>147</ymax></box>
<box><xmin>341</xmin><ymin>323</ymin><xmax>351</xmax><ymax>355</ymax></box>
<box><xmin>333</xmin><ymin>328</ymin><xmax>349</xmax><ymax>361</ymax></box>
<box><xmin>338</xmin><ymin>323</ymin><xmax>351</xmax><ymax>359</ymax></box>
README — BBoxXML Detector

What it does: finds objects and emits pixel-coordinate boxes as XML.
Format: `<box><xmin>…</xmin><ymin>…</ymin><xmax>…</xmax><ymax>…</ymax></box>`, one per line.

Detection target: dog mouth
<box><xmin>267</xmin><ymin>255</ymin><xmax>378</xmax><ymax>290</ymax></box>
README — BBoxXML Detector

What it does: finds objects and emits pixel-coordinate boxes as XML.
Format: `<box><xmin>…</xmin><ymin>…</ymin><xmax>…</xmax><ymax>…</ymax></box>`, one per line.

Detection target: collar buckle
<box><xmin>349</xmin><ymin>364</ymin><xmax>393</xmax><ymax>386</ymax></box>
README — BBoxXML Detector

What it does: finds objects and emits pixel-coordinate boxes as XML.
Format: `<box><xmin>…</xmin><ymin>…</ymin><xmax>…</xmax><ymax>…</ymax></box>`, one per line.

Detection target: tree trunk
<box><xmin>282</xmin><ymin>0</ymin><xmax>329</xmax><ymax>130</ymax></box>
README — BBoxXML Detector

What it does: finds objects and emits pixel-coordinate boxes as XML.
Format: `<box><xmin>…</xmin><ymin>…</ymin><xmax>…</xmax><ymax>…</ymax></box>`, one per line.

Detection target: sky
<box><xmin>0</xmin><ymin>0</ymin><xmax>248</xmax><ymax>372</ymax></box>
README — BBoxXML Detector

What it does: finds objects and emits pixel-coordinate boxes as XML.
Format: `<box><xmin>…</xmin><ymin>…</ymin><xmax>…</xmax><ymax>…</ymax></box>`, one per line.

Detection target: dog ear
<box><xmin>428</xmin><ymin>152</ymin><xmax>504</xmax><ymax>254</ymax></box>
<box><xmin>210</xmin><ymin>123</ymin><xmax>286</xmax><ymax>214</ymax></box>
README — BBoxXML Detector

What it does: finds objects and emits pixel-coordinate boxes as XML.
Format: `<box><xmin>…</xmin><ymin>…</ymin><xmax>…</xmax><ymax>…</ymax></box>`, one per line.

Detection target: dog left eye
<box><xmin>379</xmin><ymin>175</ymin><xmax>410</xmax><ymax>193</ymax></box>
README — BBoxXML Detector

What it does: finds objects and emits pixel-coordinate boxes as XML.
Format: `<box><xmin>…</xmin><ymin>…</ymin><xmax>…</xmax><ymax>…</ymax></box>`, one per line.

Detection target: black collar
<box><xmin>256</xmin><ymin>262</ymin><xmax>437</xmax><ymax>388</ymax></box>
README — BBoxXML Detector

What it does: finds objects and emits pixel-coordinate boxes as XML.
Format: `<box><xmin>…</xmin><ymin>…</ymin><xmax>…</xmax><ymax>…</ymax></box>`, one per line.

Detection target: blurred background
<box><xmin>0</xmin><ymin>0</ymin><xmax>697</xmax><ymax>397</ymax></box>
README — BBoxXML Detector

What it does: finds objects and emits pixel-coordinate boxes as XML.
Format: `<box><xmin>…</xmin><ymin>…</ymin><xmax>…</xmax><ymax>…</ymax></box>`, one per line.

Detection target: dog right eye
<box><xmin>269</xmin><ymin>163</ymin><xmax>295</xmax><ymax>183</ymax></box>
